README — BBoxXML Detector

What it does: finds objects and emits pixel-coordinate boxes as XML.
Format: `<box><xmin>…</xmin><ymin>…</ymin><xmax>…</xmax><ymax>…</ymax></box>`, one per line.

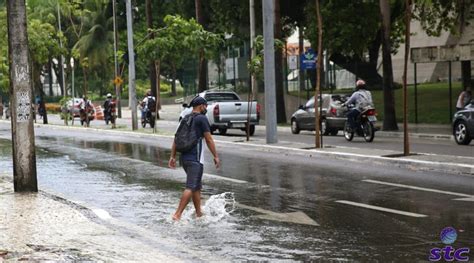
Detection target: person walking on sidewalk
<box><xmin>168</xmin><ymin>96</ymin><xmax>220</xmax><ymax>221</ymax></box>
<box><xmin>456</xmin><ymin>90</ymin><xmax>472</xmax><ymax>111</ymax></box>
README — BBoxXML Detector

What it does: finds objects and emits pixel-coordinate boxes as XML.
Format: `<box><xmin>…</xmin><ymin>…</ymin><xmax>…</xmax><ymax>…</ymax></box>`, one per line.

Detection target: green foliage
<box><xmin>247</xmin><ymin>35</ymin><xmax>284</xmax><ymax>80</ymax></box>
<box><xmin>28</xmin><ymin>19</ymin><xmax>66</xmax><ymax>66</ymax></box>
<box><xmin>139</xmin><ymin>15</ymin><xmax>223</xmax><ymax>65</ymax></box>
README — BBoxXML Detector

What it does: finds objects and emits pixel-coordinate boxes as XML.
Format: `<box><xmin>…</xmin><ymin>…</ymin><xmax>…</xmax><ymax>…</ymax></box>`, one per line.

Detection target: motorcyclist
<box><xmin>103</xmin><ymin>93</ymin><xmax>115</xmax><ymax>124</ymax></box>
<box><xmin>78</xmin><ymin>95</ymin><xmax>93</xmax><ymax>125</ymax></box>
<box><xmin>141</xmin><ymin>91</ymin><xmax>156</xmax><ymax>121</ymax></box>
<box><xmin>344</xmin><ymin>80</ymin><xmax>374</xmax><ymax>131</ymax></box>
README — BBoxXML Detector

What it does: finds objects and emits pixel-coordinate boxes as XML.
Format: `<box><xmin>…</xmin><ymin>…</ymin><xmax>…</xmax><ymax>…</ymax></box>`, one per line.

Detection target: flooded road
<box><xmin>0</xmin><ymin>125</ymin><xmax>473</xmax><ymax>261</ymax></box>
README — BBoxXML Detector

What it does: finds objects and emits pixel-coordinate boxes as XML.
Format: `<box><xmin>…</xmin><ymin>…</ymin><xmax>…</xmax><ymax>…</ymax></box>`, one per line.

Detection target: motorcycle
<box><xmin>141</xmin><ymin>108</ymin><xmax>156</xmax><ymax>128</ymax></box>
<box><xmin>343</xmin><ymin>106</ymin><xmax>377</xmax><ymax>142</ymax></box>
<box><xmin>80</xmin><ymin>106</ymin><xmax>95</xmax><ymax>127</ymax></box>
<box><xmin>104</xmin><ymin>101</ymin><xmax>116</xmax><ymax>125</ymax></box>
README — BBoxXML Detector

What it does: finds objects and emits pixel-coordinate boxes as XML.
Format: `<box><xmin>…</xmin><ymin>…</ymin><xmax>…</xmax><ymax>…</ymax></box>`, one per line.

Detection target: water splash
<box><xmin>180</xmin><ymin>192</ymin><xmax>235</xmax><ymax>224</ymax></box>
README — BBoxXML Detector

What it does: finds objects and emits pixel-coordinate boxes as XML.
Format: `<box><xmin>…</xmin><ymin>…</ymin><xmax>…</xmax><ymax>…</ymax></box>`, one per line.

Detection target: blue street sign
<box><xmin>301</xmin><ymin>48</ymin><xmax>317</xmax><ymax>70</ymax></box>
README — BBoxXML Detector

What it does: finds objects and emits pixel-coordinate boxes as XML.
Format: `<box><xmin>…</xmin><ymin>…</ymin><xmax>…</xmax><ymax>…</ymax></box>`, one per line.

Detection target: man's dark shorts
<box><xmin>182</xmin><ymin>160</ymin><xmax>203</xmax><ymax>191</ymax></box>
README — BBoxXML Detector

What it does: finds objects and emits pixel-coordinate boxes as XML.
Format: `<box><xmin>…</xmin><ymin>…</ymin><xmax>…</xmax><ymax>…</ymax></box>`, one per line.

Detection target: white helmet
<box><xmin>106</xmin><ymin>93</ymin><xmax>112</xmax><ymax>98</ymax></box>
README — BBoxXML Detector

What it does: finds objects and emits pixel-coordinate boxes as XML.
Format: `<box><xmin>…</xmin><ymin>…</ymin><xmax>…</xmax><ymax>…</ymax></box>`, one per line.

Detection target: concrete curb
<box><xmin>11</xmin><ymin>121</ymin><xmax>472</xmax><ymax>178</ymax></box>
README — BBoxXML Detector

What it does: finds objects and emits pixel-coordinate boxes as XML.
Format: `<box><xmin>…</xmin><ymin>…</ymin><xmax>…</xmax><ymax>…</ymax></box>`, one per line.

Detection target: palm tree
<box><xmin>74</xmin><ymin>0</ymin><xmax>114</xmax><ymax>95</ymax></box>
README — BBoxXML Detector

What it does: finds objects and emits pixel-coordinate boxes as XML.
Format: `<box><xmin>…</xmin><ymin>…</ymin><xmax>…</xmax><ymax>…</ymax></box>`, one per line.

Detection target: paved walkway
<box><xmin>0</xmin><ymin>176</ymin><xmax>180</xmax><ymax>262</ymax></box>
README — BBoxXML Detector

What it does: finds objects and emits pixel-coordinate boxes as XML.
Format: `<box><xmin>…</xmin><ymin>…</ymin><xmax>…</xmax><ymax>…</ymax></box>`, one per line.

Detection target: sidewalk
<box><xmin>0</xmin><ymin>175</ymin><xmax>181</xmax><ymax>262</ymax></box>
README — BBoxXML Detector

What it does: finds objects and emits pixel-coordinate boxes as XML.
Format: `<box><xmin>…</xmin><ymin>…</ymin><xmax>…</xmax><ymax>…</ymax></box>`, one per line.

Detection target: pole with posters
<box><xmin>7</xmin><ymin>0</ymin><xmax>38</xmax><ymax>192</ymax></box>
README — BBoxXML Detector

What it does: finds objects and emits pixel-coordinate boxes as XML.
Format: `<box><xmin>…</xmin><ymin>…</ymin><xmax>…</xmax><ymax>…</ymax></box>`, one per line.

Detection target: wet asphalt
<box><xmin>0</xmin><ymin>123</ymin><xmax>473</xmax><ymax>262</ymax></box>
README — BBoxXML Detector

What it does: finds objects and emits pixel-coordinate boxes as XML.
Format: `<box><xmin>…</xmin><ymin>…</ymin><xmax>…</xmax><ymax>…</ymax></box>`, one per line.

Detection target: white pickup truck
<box><xmin>179</xmin><ymin>91</ymin><xmax>260</xmax><ymax>136</ymax></box>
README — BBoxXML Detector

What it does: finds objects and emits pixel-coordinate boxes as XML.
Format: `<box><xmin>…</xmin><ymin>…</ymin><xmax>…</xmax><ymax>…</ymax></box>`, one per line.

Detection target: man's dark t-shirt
<box><xmin>180</xmin><ymin>114</ymin><xmax>211</xmax><ymax>163</ymax></box>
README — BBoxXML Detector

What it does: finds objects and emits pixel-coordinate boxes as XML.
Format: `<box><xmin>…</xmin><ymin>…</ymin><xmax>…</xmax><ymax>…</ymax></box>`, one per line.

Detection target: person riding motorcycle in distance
<box><xmin>344</xmin><ymin>80</ymin><xmax>374</xmax><ymax>131</ymax></box>
<box><xmin>103</xmin><ymin>93</ymin><xmax>116</xmax><ymax>124</ymax></box>
<box><xmin>140</xmin><ymin>91</ymin><xmax>156</xmax><ymax>121</ymax></box>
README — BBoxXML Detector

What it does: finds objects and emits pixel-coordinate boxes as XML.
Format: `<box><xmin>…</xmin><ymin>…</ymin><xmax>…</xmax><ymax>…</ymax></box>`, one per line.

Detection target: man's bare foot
<box><xmin>172</xmin><ymin>214</ymin><xmax>181</xmax><ymax>221</ymax></box>
<box><xmin>196</xmin><ymin>211</ymin><xmax>203</xmax><ymax>218</ymax></box>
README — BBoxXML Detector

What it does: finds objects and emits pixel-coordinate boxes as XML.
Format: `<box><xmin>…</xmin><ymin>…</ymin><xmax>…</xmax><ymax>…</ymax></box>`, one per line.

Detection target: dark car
<box><xmin>291</xmin><ymin>94</ymin><xmax>349</xmax><ymax>135</ymax></box>
<box><xmin>453</xmin><ymin>99</ymin><xmax>474</xmax><ymax>145</ymax></box>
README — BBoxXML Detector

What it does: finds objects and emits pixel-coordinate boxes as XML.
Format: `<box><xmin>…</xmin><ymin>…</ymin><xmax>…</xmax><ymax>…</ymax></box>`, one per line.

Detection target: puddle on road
<box><xmin>0</xmin><ymin>137</ymin><xmax>470</xmax><ymax>261</ymax></box>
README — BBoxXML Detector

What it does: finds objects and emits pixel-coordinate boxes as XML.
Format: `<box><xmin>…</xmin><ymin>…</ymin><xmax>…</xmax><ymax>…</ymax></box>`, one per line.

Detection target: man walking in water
<box><xmin>168</xmin><ymin>96</ymin><xmax>220</xmax><ymax>220</ymax></box>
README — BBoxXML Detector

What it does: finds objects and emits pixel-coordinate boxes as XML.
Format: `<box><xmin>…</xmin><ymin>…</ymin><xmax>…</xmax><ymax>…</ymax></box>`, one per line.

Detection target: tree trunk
<box><xmin>154</xmin><ymin>60</ymin><xmax>161</xmax><ymax>120</ymax></box>
<box><xmin>146</xmin><ymin>0</ymin><xmax>157</xmax><ymax>97</ymax></box>
<box><xmin>48</xmin><ymin>57</ymin><xmax>54</xmax><ymax>96</ymax></box>
<box><xmin>461</xmin><ymin>60</ymin><xmax>471</xmax><ymax>91</ymax></box>
<box><xmin>195</xmin><ymin>0</ymin><xmax>208</xmax><ymax>92</ymax></box>
<box><xmin>82</xmin><ymin>69</ymin><xmax>88</xmax><ymax>96</ymax></box>
<box><xmin>299</xmin><ymin>27</ymin><xmax>305</xmax><ymax>92</ymax></box>
<box><xmin>274</xmin><ymin>0</ymin><xmax>286</xmax><ymax>123</ymax></box>
<box><xmin>379</xmin><ymin>0</ymin><xmax>398</xmax><ymax>131</ymax></box>
<box><xmin>33</xmin><ymin>64</ymin><xmax>48</xmax><ymax>125</ymax></box>
<box><xmin>171</xmin><ymin>63</ymin><xmax>177</xmax><ymax>96</ymax></box>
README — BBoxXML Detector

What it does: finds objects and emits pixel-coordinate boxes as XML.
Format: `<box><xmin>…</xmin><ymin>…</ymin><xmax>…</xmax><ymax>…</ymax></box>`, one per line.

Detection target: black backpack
<box><xmin>174</xmin><ymin>113</ymin><xmax>200</xmax><ymax>153</ymax></box>
<box><xmin>147</xmin><ymin>97</ymin><xmax>156</xmax><ymax>112</ymax></box>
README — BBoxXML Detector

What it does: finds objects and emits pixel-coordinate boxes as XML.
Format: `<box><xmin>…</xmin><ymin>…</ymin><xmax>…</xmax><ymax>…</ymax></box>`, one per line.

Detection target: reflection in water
<box><xmin>0</xmin><ymin>137</ymin><xmax>473</xmax><ymax>261</ymax></box>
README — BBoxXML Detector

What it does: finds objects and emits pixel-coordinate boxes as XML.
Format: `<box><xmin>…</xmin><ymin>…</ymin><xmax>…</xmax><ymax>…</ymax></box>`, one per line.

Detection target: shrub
<box><xmin>45</xmin><ymin>103</ymin><xmax>61</xmax><ymax>113</ymax></box>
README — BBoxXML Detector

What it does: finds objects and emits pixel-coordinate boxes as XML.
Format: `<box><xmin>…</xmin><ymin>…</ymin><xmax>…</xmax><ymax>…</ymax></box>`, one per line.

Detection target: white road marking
<box><xmin>453</xmin><ymin>197</ymin><xmax>474</xmax><ymax>202</ymax></box>
<box><xmin>236</xmin><ymin>203</ymin><xmax>319</xmax><ymax>226</ymax></box>
<box><xmin>363</xmin><ymin>179</ymin><xmax>473</xmax><ymax>198</ymax></box>
<box><xmin>335</xmin><ymin>200</ymin><xmax>428</xmax><ymax>218</ymax></box>
<box><xmin>92</xmin><ymin>209</ymin><xmax>112</xmax><ymax>220</ymax></box>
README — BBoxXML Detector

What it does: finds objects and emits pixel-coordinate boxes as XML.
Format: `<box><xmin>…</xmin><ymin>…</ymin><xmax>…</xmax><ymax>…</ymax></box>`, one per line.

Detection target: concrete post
<box><xmin>126</xmin><ymin>0</ymin><xmax>138</xmax><ymax>130</ymax></box>
<box><xmin>7</xmin><ymin>0</ymin><xmax>38</xmax><ymax>192</ymax></box>
<box><xmin>263</xmin><ymin>0</ymin><xmax>278</xmax><ymax>144</ymax></box>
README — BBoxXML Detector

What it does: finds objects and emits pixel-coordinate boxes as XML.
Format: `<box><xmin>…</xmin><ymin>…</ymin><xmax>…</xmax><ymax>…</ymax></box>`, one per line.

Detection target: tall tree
<box><xmin>195</xmin><ymin>0</ymin><xmax>208</xmax><ymax>92</ymax></box>
<box><xmin>380</xmin><ymin>0</ymin><xmax>398</xmax><ymax>131</ymax></box>
<box><xmin>145</xmin><ymin>0</ymin><xmax>157</xmax><ymax>98</ymax></box>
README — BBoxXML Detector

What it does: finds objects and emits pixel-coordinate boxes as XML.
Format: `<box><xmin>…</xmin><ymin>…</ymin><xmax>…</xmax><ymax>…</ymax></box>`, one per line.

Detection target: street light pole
<box><xmin>126</xmin><ymin>0</ymin><xmax>138</xmax><ymax>130</ymax></box>
<box><xmin>263</xmin><ymin>0</ymin><xmax>278</xmax><ymax>144</ymax></box>
<box><xmin>7</xmin><ymin>0</ymin><xmax>38</xmax><ymax>192</ymax></box>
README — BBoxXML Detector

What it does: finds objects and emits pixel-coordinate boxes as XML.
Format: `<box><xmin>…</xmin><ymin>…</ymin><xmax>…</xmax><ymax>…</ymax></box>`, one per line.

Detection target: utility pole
<box><xmin>402</xmin><ymin>0</ymin><xmax>412</xmax><ymax>156</ymax></box>
<box><xmin>7</xmin><ymin>0</ymin><xmax>38</xmax><ymax>192</ymax></box>
<box><xmin>112</xmin><ymin>0</ymin><xmax>122</xmax><ymax>118</ymax></box>
<box><xmin>263</xmin><ymin>0</ymin><xmax>278</xmax><ymax>144</ymax></box>
<box><xmin>126</xmin><ymin>0</ymin><xmax>138</xmax><ymax>130</ymax></box>
<box><xmin>314</xmin><ymin>0</ymin><xmax>322</xmax><ymax>148</ymax></box>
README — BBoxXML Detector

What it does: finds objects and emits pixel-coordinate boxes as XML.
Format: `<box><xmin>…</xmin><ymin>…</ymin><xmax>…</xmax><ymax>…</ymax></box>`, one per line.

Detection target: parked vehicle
<box><xmin>343</xmin><ymin>106</ymin><xmax>377</xmax><ymax>142</ymax></box>
<box><xmin>180</xmin><ymin>91</ymin><xmax>260</xmax><ymax>136</ymax></box>
<box><xmin>291</xmin><ymin>94</ymin><xmax>349</xmax><ymax>135</ymax></box>
<box><xmin>453</xmin><ymin>99</ymin><xmax>474</xmax><ymax>145</ymax></box>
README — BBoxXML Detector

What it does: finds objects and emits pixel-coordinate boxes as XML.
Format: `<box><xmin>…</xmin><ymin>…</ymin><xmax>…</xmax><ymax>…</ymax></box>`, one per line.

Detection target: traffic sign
<box><xmin>288</xmin><ymin>55</ymin><xmax>298</xmax><ymax>70</ymax></box>
<box><xmin>301</xmin><ymin>49</ymin><xmax>317</xmax><ymax>70</ymax></box>
<box><xmin>113</xmin><ymin>76</ymin><xmax>123</xmax><ymax>86</ymax></box>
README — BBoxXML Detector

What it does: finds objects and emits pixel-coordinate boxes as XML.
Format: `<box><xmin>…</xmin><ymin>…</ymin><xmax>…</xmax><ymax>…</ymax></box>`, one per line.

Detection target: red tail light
<box><xmin>330</xmin><ymin>107</ymin><xmax>337</xmax><ymax>115</ymax></box>
<box><xmin>366</xmin><ymin>109</ymin><xmax>376</xmax><ymax>116</ymax></box>
<box><xmin>256</xmin><ymin>104</ymin><xmax>261</xmax><ymax>119</ymax></box>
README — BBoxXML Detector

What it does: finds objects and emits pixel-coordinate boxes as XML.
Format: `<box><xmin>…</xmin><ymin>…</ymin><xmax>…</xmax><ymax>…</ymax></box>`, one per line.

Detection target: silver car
<box><xmin>291</xmin><ymin>94</ymin><xmax>349</xmax><ymax>135</ymax></box>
